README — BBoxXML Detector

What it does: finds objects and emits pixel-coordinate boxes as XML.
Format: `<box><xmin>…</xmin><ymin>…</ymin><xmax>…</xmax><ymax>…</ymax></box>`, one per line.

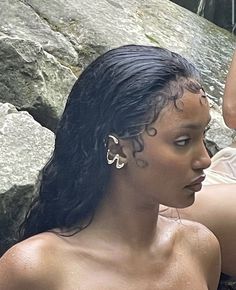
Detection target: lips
<box><xmin>184</xmin><ymin>174</ymin><xmax>206</xmax><ymax>192</ymax></box>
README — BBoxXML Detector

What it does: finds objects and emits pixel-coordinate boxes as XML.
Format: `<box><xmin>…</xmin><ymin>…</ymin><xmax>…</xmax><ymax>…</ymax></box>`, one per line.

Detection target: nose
<box><xmin>192</xmin><ymin>141</ymin><xmax>211</xmax><ymax>171</ymax></box>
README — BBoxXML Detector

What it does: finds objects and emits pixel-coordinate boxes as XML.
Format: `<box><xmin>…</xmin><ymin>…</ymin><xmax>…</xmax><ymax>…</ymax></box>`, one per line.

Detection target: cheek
<box><xmin>144</xmin><ymin>150</ymin><xmax>189</xmax><ymax>179</ymax></box>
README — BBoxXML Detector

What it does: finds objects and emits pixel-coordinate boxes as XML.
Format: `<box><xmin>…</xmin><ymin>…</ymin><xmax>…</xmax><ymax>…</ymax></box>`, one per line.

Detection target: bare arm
<box><xmin>178</xmin><ymin>184</ymin><xmax>236</xmax><ymax>277</ymax></box>
<box><xmin>223</xmin><ymin>49</ymin><xmax>236</xmax><ymax>128</ymax></box>
<box><xmin>0</xmin><ymin>236</ymin><xmax>59</xmax><ymax>290</ymax></box>
<box><xmin>0</xmin><ymin>247</ymin><xmax>43</xmax><ymax>290</ymax></box>
<box><xmin>181</xmin><ymin>219</ymin><xmax>221</xmax><ymax>289</ymax></box>
<box><xmin>160</xmin><ymin>183</ymin><xmax>236</xmax><ymax>277</ymax></box>
<box><xmin>200</xmin><ymin>226</ymin><xmax>221</xmax><ymax>290</ymax></box>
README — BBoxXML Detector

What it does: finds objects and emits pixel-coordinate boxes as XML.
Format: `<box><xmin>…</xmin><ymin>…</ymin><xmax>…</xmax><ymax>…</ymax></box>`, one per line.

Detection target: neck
<box><xmin>90</xmin><ymin>176</ymin><xmax>160</xmax><ymax>250</ymax></box>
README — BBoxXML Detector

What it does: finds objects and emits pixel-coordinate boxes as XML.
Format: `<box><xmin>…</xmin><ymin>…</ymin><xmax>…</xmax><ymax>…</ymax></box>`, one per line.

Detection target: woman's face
<box><xmin>125</xmin><ymin>90</ymin><xmax>211</xmax><ymax>208</ymax></box>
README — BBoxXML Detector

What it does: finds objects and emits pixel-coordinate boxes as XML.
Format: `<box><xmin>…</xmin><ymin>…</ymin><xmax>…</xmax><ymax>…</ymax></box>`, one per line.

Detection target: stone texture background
<box><xmin>0</xmin><ymin>102</ymin><xmax>54</xmax><ymax>253</ymax></box>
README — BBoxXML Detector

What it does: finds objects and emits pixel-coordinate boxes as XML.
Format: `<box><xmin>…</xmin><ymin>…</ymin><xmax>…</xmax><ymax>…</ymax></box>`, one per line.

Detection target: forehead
<box><xmin>156</xmin><ymin>90</ymin><xmax>210</xmax><ymax>128</ymax></box>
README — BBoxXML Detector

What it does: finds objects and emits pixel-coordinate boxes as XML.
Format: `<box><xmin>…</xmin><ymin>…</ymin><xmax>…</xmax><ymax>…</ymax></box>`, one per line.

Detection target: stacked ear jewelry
<box><xmin>106</xmin><ymin>135</ymin><xmax>125</xmax><ymax>169</ymax></box>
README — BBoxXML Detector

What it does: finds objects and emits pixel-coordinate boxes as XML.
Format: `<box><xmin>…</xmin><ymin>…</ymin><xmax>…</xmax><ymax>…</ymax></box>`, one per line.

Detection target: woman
<box><xmin>162</xmin><ymin>47</ymin><xmax>236</xmax><ymax>278</ymax></box>
<box><xmin>0</xmin><ymin>45</ymin><xmax>220</xmax><ymax>289</ymax></box>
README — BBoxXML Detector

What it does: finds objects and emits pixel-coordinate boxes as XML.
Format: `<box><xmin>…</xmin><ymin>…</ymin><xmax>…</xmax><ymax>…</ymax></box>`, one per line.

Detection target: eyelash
<box><xmin>175</xmin><ymin>138</ymin><xmax>191</xmax><ymax>147</ymax></box>
<box><xmin>175</xmin><ymin>126</ymin><xmax>209</xmax><ymax>147</ymax></box>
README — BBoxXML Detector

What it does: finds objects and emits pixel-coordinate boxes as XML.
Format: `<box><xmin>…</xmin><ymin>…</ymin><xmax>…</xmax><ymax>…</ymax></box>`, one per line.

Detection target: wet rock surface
<box><xmin>0</xmin><ymin>102</ymin><xmax>55</xmax><ymax>253</ymax></box>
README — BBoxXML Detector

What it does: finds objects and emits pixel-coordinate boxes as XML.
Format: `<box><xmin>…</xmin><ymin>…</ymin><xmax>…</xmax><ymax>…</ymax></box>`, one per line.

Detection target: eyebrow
<box><xmin>179</xmin><ymin>117</ymin><xmax>211</xmax><ymax>130</ymax></box>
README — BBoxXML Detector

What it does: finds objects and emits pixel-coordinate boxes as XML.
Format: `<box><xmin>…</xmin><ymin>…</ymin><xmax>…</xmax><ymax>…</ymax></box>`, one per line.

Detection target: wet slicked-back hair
<box><xmin>20</xmin><ymin>45</ymin><xmax>202</xmax><ymax>239</ymax></box>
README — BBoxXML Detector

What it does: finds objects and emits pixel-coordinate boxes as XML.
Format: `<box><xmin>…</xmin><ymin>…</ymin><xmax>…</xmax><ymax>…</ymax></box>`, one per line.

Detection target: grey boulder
<box><xmin>0</xmin><ymin>102</ymin><xmax>54</xmax><ymax>254</ymax></box>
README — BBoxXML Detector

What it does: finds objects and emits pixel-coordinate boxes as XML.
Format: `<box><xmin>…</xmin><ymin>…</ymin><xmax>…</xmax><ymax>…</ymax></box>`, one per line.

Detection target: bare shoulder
<box><xmin>161</xmin><ymin>214</ymin><xmax>220</xmax><ymax>248</ymax></box>
<box><xmin>177</xmin><ymin>218</ymin><xmax>221</xmax><ymax>290</ymax></box>
<box><xmin>0</xmin><ymin>232</ymin><xmax>65</xmax><ymax>290</ymax></box>
<box><xmin>178</xmin><ymin>218</ymin><xmax>220</xmax><ymax>247</ymax></box>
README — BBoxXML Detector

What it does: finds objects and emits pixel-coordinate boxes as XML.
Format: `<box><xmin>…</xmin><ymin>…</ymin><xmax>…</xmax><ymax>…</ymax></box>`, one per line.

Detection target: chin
<box><xmin>176</xmin><ymin>194</ymin><xmax>196</xmax><ymax>209</ymax></box>
<box><xmin>162</xmin><ymin>198</ymin><xmax>195</xmax><ymax>210</ymax></box>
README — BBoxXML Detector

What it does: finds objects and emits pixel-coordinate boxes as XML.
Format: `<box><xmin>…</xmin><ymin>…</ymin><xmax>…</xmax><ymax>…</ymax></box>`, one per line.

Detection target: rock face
<box><xmin>0</xmin><ymin>103</ymin><xmax>54</xmax><ymax>253</ymax></box>
<box><xmin>1</xmin><ymin>0</ymin><xmax>236</xmax><ymax>114</ymax></box>
<box><xmin>0</xmin><ymin>36</ymin><xmax>76</xmax><ymax>132</ymax></box>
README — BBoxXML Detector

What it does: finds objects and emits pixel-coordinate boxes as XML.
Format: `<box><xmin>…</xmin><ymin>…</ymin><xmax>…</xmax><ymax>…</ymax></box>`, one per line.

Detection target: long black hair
<box><xmin>19</xmin><ymin>45</ymin><xmax>202</xmax><ymax>240</ymax></box>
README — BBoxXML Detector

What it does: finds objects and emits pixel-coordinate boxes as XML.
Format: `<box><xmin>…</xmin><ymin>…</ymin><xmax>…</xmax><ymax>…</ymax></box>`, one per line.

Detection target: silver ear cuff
<box><xmin>106</xmin><ymin>135</ymin><xmax>125</xmax><ymax>169</ymax></box>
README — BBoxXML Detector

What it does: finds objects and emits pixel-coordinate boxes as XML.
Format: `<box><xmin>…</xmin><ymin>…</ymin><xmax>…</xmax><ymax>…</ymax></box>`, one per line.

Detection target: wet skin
<box><xmin>0</xmin><ymin>90</ymin><xmax>220</xmax><ymax>290</ymax></box>
<box><xmin>162</xmin><ymin>183</ymin><xmax>236</xmax><ymax>277</ymax></box>
<box><xmin>120</xmin><ymin>90</ymin><xmax>212</xmax><ymax>209</ymax></box>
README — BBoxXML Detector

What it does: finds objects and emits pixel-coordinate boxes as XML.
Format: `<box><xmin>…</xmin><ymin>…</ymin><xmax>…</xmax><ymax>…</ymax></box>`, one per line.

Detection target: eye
<box><xmin>174</xmin><ymin>137</ymin><xmax>191</xmax><ymax>147</ymax></box>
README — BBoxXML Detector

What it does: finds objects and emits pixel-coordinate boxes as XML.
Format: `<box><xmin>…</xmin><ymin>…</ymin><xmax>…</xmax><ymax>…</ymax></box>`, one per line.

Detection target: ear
<box><xmin>107</xmin><ymin>135</ymin><xmax>129</xmax><ymax>165</ymax></box>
